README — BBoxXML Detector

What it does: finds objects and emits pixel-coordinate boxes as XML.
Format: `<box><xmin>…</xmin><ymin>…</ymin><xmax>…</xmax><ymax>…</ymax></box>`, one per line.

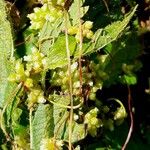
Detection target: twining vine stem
<box><xmin>64</xmin><ymin>10</ymin><xmax>74</xmax><ymax>150</ymax></box>
<box><xmin>78</xmin><ymin>0</ymin><xmax>83</xmax><ymax>95</ymax></box>
<box><xmin>49</xmin><ymin>99</ymin><xmax>83</xmax><ymax>109</ymax></box>
<box><xmin>122</xmin><ymin>85</ymin><xmax>134</xmax><ymax>150</ymax></box>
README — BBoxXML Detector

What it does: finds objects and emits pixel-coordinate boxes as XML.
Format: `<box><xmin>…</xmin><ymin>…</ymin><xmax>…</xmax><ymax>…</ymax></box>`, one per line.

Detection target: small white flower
<box><xmin>34</xmin><ymin>7</ymin><xmax>40</xmax><ymax>13</ymax></box>
<box><xmin>74</xmin><ymin>114</ymin><xmax>79</xmax><ymax>121</ymax></box>
<box><xmin>89</xmin><ymin>81</ymin><xmax>93</xmax><ymax>86</ymax></box>
<box><xmin>33</xmin><ymin>62</ymin><xmax>40</xmax><ymax>70</ymax></box>
<box><xmin>46</xmin><ymin>15</ymin><xmax>55</xmax><ymax>22</ymax></box>
<box><xmin>31</xmin><ymin>47</ymin><xmax>37</xmax><ymax>53</ymax></box>
<box><xmin>38</xmin><ymin>96</ymin><xmax>46</xmax><ymax>104</ymax></box>
<box><xmin>24</xmin><ymin>55</ymin><xmax>32</xmax><ymax>61</ymax></box>
<box><xmin>71</xmin><ymin>62</ymin><xmax>78</xmax><ymax>72</ymax></box>
<box><xmin>41</xmin><ymin>4</ymin><xmax>48</xmax><ymax>11</ymax></box>
<box><xmin>74</xmin><ymin>81</ymin><xmax>80</xmax><ymax>88</ymax></box>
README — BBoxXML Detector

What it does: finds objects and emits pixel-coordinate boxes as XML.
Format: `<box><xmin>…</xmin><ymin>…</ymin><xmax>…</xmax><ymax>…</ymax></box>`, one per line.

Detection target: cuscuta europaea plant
<box><xmin>3</xmin><ymin>0</ymin><xmax>138</xmax><ymax>149</ymax></box>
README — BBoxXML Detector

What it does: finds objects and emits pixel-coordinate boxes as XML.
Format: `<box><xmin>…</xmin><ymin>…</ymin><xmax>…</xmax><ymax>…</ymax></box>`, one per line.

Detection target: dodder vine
<box><xmin>0</xmin><ymin>0</ymin><xmax>139</xmax><ymax>149</ymax></box>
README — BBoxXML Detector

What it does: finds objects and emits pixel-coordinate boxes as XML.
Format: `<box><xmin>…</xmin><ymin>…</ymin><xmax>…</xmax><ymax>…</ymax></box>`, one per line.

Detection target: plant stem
<box><xmin>64</xmin><ymin>11</ymin><xmax>73</xmax><ymax>150</ymax></box>
<box><xmin>78</xmin><ymin>0</ymin><xmax>83</xmax><ymax>95</ymax></box>
<box><xmin>122</xmin><ymin>85</ymin><xmax>133</xmax><ymax>150</ymax></box>
<box><xmin>49</xmin><ymin>99</ymin><xmax>83</xmax><ymax>109</ymax></box>
<box><xmin>102</xmin><ymin>0</ymin><xmax>109</xmax><ymax>13</ymax></box>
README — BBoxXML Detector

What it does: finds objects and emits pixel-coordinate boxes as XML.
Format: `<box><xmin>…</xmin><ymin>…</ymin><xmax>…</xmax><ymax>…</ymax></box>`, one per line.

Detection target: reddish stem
<box><xmin>122</xmin><ymin>85</ymin><xmax>134</xmax><ymax>150</ymax></box>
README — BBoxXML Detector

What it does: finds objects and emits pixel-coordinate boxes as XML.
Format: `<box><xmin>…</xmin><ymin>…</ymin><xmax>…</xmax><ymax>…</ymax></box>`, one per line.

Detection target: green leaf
<box><xmin>0</xmin><ymin>59</ymin><xmax>18</xmax><ymax>108</ymax></box>
<box><xmin>11</xmin><ymin>108</ymin><xmax>22</xmax><ymax>124</ymax></box>
<box><xmin>0</xmin><ymin>0</ymin><xmax>14</xmax><ymax>57</ymax></box>
<box><xmin>32</xmin><ymin>95</ymin><xmax>86</xmax><ymax>149</ymax></box>
<box><xmin>52</xmin><ymin>94</ymin><xmax>70</xmax><ymax>139</ymax></box>
<box><xmin>50</xmin><ymin>94</ymin><xmax>86</xmax><ymax>142</ymax></box>
<box><xmin>41</xmin><ymin>5</ymin><xmax>137</xmax><ymax>70</ymax></box>
<box><xmin>39</xmin><ymin>18</ymin><xmax>63</xmax><ymax>41</ymax></box>
<box><xmin>11</xmin><ymin>107</ymin><xmax>29</xmax><ymax>146</ymax></box>
<box><xmin>63</xmin><ymin>121</ymin><xmax>86</xmax><ymax>143</ymax></box>
<box><xmin>46</xmin><ymin>35</ymin><xmax>77</xmax><ymax>69</ymax></box>
<box><xmin>69</xmin><ymin>0</ymin><xmax>89</xmax><ymax>25</ymax></box>
<box><xmin>5</xmin><ymin>90</ymin><xmax>22</xmax><ymax>126</ymax></box>
<box><xmin>0</xmin><ymin>0</ymin><xmax>16</xmax><ymax>108</ymax></box>
<box><xmin>39</xmin><ymin>18</ymin><xmax>64</xmax><ymax>55</ymax></box>
<box><xmin>82</xmin><ymin>5</ymin><xmax>138</xmax><ymax>55</ymax></box>
<box><xmin>32</xmin><ymin>104</ymin><xmax>54</xmax><ymax>150</ymax></box>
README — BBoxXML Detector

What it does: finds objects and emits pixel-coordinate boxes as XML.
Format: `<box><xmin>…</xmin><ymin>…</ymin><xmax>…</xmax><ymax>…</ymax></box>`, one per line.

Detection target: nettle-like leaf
<box><xmin>78</xmin><ymin>5</ymin><xmax>138</xmax><ymax>55</ymax></box>
<box><xmin>0</xmin><ymin>58</ymin><xmax>18</xmax><ymax>108</ymax></box>
<box><xmin>0</xmin><ymin>0</ymin><xmax>17</xmax><ymax>108</ymax></box>
<box><xmin>0</xmin><ymin>0</ymin><xmax>21</xmax><ymax>139</ymax></box>
<box><xmin>52</xmin><ymin>94</ymin><xmax>70</xmax><ymax>139</ymax></box>
<box><xmin>63</xmin><ymin>121</ymin><xmax>86</xmax><ymax>143</ymax></box>
<box><xmin>32</xmin><ymin>94</ymin><xmax>86</xmax><ymax>149</ymax></box>
<box><xmin>39</xmin><ymin>18</ymin><xmax>64</xmax><ymax>41</ymax></box>
<box><xmin>38</xmin><ymin>0</ymin><xmax>88</xmax><ymax>56</ymax></box>
<box><xmin>40</xmin><ymin>5</ymin><xmax>137</xmax><ymax>70</ymax></box>
<box><xmin>39</xmin><ymin>18</ymin><xmax>64</xmax><ymax>55</ymax></box>
<box><xmin>32</xmin><ymin>104</ymin><xmax>54</xmax><ymax>150</ymax></box>
<box><xmin>69</xmin><ymin>0</ymin><xmax>89</xmax><ymax>25</ymax></box>
<box><xmin>11</xmin><ymin>107</ymin><xmax>29</xmax><ymax>139</ymax></box>
<box><xmin>5</xmin><ymin>86</ymin><xmax>22</xmax><ymax>126</ymax></box>
<box><xmin>46</xmin><ymin>35</ymin><xmax>77</xmax><ymax>69</ymax></box>
<box><xmin>52</xmin><ymin>94</ymin><xmax>86</xmax><ymax>143</ymax></box>
<box><xmin>0</xmin><ymin>0</ymin><xmax>14</xmax><ymax>57</ymax></box>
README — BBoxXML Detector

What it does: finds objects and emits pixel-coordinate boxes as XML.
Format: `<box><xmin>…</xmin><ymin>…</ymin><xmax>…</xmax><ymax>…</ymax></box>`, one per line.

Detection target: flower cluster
<box><xmin>27</xmin><ymin>88</ymin><xmax>46</xmax><ymax>108</ymax></box>
<box><xmin>84</xmin><ymin>107</ymin><xmax>103</xmax><ymax>137</ymax></box>
<box><xmin>8</xmin><ymin>47</ymin><xmax>47</xmax><ymax>108</ymax></box>
<box><xmin>68</xmin><ymin>21</ymin><xmax>94</xmax><ymax>42</ymax></box>
<box><xmin>23</xmin><ymin>47</ymin><xmax>47</xmax><ymax>74</ymax></box>
<box><xmin>50</xmin><ymin>62</ymin><xmax>94</xmax><ymax>95</ymax></box>
<box><xmin>8</xmin><ymin>47</ymin><xmax>47</xmax><ymax>85</ymax></box>
<box><xmin>28</xmin><ymin>2</ymin><xmax>63</xmax><ymax>30</ymax></box>
<box><xmin>40</xmin><ymin>138</ymin><xmax>63</xmax><ymax>150</ymax></box>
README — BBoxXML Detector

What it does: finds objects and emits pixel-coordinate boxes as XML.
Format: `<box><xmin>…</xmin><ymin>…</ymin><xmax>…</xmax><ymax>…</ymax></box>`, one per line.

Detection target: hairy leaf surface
<box><xmin>0</xmin><ymin>0</ymin><xmax>16</xmax><ymax>108</ymax></box>
<box><xmin>32</xmin><ymin>104</ymin><xmax>54</xmax><ymax>150</ymax></box>
<box><xmin>42</xmin><ymin>5</ymin><xmax>137</xmax><ymax>70</ymax></box>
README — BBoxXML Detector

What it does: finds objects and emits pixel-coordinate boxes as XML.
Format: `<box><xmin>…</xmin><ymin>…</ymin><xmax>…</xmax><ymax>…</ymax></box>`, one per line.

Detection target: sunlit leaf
<box><xmin>0</xmin><ymin>0</ymin><xmax>16</xmax><ymax>107</ymax></box>
<box><xmin>32</xmin><ymin>104</ymin><xmax>54</xmax><ymax>149</ymax></box>
<box><xmin>69</xmin><ymin>0</ymin><xmax>89</xmax><ymax>25</ymax></box>
<box><xmin>51</xmin><ymin>94</ymin><xmax>87</xmax><ymax>143</ymax></box>
<box><xmin>42</xmin><ymin>5</ymin><xmax>137</xmax><ymax>70</ymax></box>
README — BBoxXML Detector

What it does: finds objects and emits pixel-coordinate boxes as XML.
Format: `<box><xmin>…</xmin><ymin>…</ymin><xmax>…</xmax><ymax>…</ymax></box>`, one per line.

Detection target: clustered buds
<box><xmin>50</xmin><ymin>62</ymin><xmax>94</xmax><ymax>96</ymax></box>
<box><xmin>8</xmin><ymin>47</ymin><xmax>47</xmax><ymax>108</ymax></box>
<box><xmin>28</xmin><ymin>1</ymin><xmax>63</xmax><ymax>30</ymax></box>
<box><xmin>40</xmin><ymin>138</ymin><xmax>63</xmax><ymax>150</ymax></box>
<box><xmin>68</xmin><ymin>21</ymin><xmax>94</xmax><ymax>42</ymax></box>
<box><xmin>24</xmin><ymin>47</ymin><xmax>47</xmax><ymax>73</ymax></box>
<box><xmin>27</xmin><ymin>88</ymin><xmax>46</xmax><ymax>108</ymax></box>
<box><xmin>8</xmin><ymin>47</ymin><xmax>47</xmax><ymax>85</ymax></box>
<box><xmin>84</xmin><ymin>108</ymin><xmax>103</xmax><ymax>137</ymax></box>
